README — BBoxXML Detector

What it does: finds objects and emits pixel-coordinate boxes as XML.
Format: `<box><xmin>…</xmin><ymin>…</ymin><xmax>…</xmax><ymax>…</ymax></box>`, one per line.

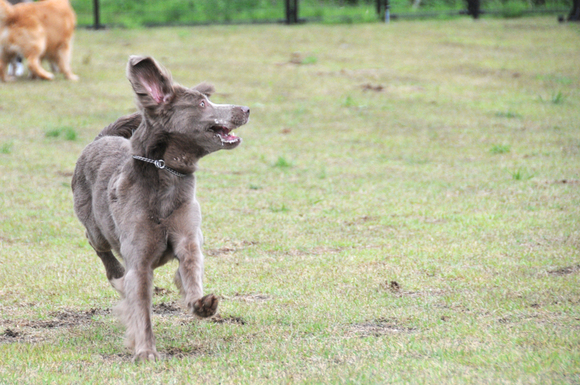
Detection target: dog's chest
<box><xmin>109</xmin><ymin>175</ymin><xmax>199</xmax><ymax>227</ymax></box>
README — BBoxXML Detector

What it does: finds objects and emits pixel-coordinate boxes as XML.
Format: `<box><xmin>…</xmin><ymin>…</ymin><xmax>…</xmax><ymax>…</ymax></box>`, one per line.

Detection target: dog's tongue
<box><xmin>214</xmin><ymin>126</ymin><xmax>239</xmax><ymax>144</ymax></box>
<box><xmin>222</xmin><ymin>131</ymin><xmax>237</xmax><ymax>140</ymax></box>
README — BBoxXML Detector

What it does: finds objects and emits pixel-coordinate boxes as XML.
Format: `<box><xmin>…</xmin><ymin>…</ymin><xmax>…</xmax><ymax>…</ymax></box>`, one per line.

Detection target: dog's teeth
<box><xmin>217</xmin><ymin>133</ymin><xmax>239</xmax><ymax>145</ymax></box>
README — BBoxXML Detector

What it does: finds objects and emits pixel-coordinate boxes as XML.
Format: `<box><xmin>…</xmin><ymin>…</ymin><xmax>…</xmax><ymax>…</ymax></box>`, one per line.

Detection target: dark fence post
<box><xmin>285</xmin><ymin>0</ymin><xmax>298</xmax><ymax>24</ymax></box>
<box><xmin>466</xmin><ymin>0</ymin><xmax>480</xmax><ymax>19</ymax></box>
<box><xmin>93</xmin><ymin>0</ymin><xmax>103</xmax><ymax>29</ymax></box>
<box><xmin>569</xmin><ymin>0</ymin><xmax>580</xmax><ymax>20</ymax></box>
<box><xmin>377</xmin><ymin>0</ymin><xmax>390</xmax><ymax>22</ymax></box>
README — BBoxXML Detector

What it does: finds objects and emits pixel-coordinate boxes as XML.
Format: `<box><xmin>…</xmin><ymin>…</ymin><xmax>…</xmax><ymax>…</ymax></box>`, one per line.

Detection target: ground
<box><xmin>0</xmin><ymin>17</ymin><xmax>579</xmax><ymax>384</ymax></box>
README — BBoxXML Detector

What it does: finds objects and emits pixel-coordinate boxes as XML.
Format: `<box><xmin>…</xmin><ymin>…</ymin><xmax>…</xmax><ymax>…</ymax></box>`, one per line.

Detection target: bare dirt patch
<box><xmin>211</xmin><ymin>314</ymin><xmax>247</xmax><ymax>325</ymax></box>
<box><xmin>101</xmin><ymin>346</ymin><xmax>211</xmax><ymax>364</ymax></box>
<box><xmin>101</xmin><ymin>344</ymin><xmax>211</xmax><ymax>362</ymax></box>
<box><xmin>99</xmin><ymin>353</ymin><xmax>133</xmax><ymax>363</ymax></box>
<box><xmin>207</xmin><ymin>247</ymin><xmax>236</xmax><ymax>257</ymax></box>
<box><xmin>207</xmin><ymin>240</ymin><xmax>258</xmax><ymax>257</ymax></box>
<box><xmin>3</xmin><ymin>328</ymin><xmax>19</xmax><ymax>338</ymax></box>
<box><xmin>163</xmin><ymin>344</ymin><xmax>210</xmax><ymax>359</ymax></box>
<box><xmin>385</xmin><ymin>280</ymin><xmax>401</xmax><ymax>293</ymax></box>
<box><xmin>549</xmin><ymin>264</ymin><xmax>580</xmax><ymax>276</ymax></box>
<box><xmin>380</xmin><ymin>280</ymin><xmax>445</xmax><ymax>297</ymax></box>
<box><xmin>0</xmin><ymin>329</ymin><xmax>45</xmax><ymax>344</ymax></box>
<box><xmin>275</xmin><ymin>52</ymin><xmax>316</xmax><ymax>66</ymax></box>
<box><xmin>153</xmin><ymin>286</ymin><xmax>172</xmax><ymax>296</ymax></box>
<box><xmin>360</xmin><ymin>83</ymin><xmax>384</xmax><ymax>92</ymax></box>
<box><xmin>348</xmin><ymin>318</ymin><xmax>417</xmax><ymax>337</ymax></box>
<box><xmin>224</xmin><ymin>293</ymin><xmax>272</xmax><ymax>303</ymax></box>
<box><xmin>554</xmin><ymin>179</ymin><xmax>580</xmax><ymax>185</ymax></box>
<box><xmin>26</xmin><ymin>308</ymin><xmax>109</xmax><ymax>329</ymax></box>
<box><xmin>344</xmin><ymin>215</ymin><xmax>380</xmax><ymax>227</ymax></box>
<box><xmin>153</xmin><ymin>301</ymin><xmax>182</xmax><ymax>315</ymax></box>
<box><xmin>0</xmin><ymin>235</ymin><xmax>16</xmax><ymax>244</ymax></box>
<box><xmin>0</xmin><ymin>308</ymin><xmax>110</xmax><ymax>344</ymax></box>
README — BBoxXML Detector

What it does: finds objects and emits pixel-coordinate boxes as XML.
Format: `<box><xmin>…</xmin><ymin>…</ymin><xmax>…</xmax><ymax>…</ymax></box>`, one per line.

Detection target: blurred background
<box><xmin>72</xmin><ymin>0</ymin><xmax>574</xmax><ymax>27</ymax></box>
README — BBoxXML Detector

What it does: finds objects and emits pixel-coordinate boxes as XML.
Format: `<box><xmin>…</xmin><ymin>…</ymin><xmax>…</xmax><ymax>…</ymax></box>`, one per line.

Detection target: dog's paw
<box><xmin>133</xmin><ymin>350</ymin><xmax>160</xmax><ymax>363</ymax></box>
<box><xmin>192</xmin><ymin>294</ymin><xmax>219</xmax><ymax>318</ymax></box>
<box><xmin>67</xmin><ymin>74</ymin><xmax>80</xmax><ymax>81</ymax></box>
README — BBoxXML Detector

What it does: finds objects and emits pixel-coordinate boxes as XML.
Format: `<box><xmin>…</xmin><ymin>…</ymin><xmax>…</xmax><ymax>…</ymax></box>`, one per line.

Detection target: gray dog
<box><xmin>72</xmin><ymin>56</ymin><xmax>250</xmax><ymax>361</ymax></box>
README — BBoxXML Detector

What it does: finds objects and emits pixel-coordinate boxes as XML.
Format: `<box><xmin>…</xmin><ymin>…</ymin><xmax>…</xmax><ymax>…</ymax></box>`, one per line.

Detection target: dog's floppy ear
<box><xmin>193</xmin><ymin>82</ymin><xmax>215</xmax><ymax>98</ymax></box>
<box><xmin>127</xmin><ymin>55</ymin><xmax>174</xmax><ymax>110</ymax></box>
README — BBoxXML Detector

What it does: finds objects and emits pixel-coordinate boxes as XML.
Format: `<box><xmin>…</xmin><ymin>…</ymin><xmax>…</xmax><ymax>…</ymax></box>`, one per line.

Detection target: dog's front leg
<box><xmin>116</xmin><ymin>260</ymin><xmax>159</xmax><ymax>362</ymax></box>
<box><xmin>0</xmin><ymin>58</ymin><xmax>12</xmax><ymax>82</ymax></box>
<box><xmin>173</xmin><ymin>238</ymin><xmax>219</xmax><ymax>318</ymax></box>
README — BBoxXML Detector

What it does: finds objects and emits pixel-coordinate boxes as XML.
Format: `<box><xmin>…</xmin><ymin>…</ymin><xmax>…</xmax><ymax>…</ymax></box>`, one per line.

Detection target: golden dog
<box><xmin>0</xmin><ymin>0</ymin><xmax>78</xmax><ymax>81</ymax></box>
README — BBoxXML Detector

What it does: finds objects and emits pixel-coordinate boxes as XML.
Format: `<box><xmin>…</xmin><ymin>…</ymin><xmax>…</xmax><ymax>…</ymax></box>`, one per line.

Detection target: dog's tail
<box><xmin>94</xmin><ymin>112</ymin><xmax>142</xmax><ymax>141</ymax></box>
<box><xmin>0</xmin><ymin>0</ymin><xmax>14</xmax><ymax>24</ymax></box>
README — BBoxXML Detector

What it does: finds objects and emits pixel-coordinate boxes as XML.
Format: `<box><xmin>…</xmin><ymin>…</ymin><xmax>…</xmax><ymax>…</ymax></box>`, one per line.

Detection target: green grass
<box><xmin>0</xmin><ymin>141</ymin><xmax>13</xmax><ymax>154</ymax></box>
<box><xmin>490</xmin><ymin>144</ymin><xmax>511</xmax><ymax>154</ymax></box>
<box><xmin>273</xmin><ymin>156</ymin><xmax>293</xmax><ymax>168</ymax></box>
<box><xmin>551</xmin><ymin>90</ymin><xmax>566</xmax><ymax>104</ymax></box>
<box><xmin>509</xmin><ymin>167</ymin><xmax>535</xmax><ymax>181</ymax></box>
<box><xmin>0</xmin><ymin>18</ymin><xmax>579</xmax><ymax>384</ymax></box>
<box><xmin>495</xmin><ymin>111</ymin><xmax>521</xmax><ymax>118</ymax></box>
<box><xmin>45</xmin><ymin>127</ymin><xmax>78</xmax><ymax>141</ymax></box>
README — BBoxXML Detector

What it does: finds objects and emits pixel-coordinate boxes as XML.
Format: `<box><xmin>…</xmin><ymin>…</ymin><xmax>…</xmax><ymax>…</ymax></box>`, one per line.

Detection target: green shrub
<box><xmin>501</xmin><ymin>1</ymin><xmax>527</xmax><ymax>18</ymax></box>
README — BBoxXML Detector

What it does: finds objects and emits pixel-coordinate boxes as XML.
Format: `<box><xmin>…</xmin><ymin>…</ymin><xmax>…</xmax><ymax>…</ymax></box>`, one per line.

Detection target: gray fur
<box><xmin>72</xmin><ymin>56</ymin><xmax>250</xmax><ymax>362</ymax></box>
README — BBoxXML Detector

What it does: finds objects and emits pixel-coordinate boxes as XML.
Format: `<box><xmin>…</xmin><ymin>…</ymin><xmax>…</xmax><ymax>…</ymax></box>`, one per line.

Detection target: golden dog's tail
<box><xmin>0</xmin><ymin>0</ymin><xmax>14</xmax><ymax>24</ymax></box>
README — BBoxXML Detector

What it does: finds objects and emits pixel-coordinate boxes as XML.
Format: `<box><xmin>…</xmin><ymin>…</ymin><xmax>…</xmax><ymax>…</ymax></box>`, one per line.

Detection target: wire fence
<box><xmin>71</xmin><ymin>0</ymin><xmax>574</xmax><ymax>28</ymax></box>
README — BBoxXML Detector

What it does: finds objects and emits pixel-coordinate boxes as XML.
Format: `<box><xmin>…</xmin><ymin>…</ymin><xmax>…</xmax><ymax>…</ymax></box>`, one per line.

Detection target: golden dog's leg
<box><xmin>55</xmin><ymin>43</ymin><xmax>79</xmax><ymax>81</ymax></box>
<box><xmin>0</xmin><ymin>60</ymin><xmax>7</xmax><ymax>82</ymax></box>
<box><xmin>26</xmin><ymin>55</ymin><xmax>54</xmax><ymax>80</ymax></box>
<box><xmin>0</xmin><ymin>52</ymin><xmax>14</xmax><ymax>82</ymax></box>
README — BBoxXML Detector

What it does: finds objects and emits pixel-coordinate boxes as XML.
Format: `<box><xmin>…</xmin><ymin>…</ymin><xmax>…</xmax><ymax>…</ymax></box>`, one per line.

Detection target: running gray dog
<box><xmin>72</xmin><ymin>55</ymin><xmax>250</xmax><ymax>361</ymax></box>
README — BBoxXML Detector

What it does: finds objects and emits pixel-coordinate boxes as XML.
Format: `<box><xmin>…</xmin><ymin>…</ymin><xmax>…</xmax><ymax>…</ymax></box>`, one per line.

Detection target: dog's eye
<box><xmin>199</xmin><ymin>101</ymin><xmax>205</xmax><ymax>108</ymax></box>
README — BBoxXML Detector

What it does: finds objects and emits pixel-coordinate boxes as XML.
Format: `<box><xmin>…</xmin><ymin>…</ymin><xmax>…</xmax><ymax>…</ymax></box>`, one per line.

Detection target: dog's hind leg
<box><xmin>55</xmin><ymin>44</ymin><xmax>79</xmax><ymax>81</ymax></box>
<box><xmin>96</xmin><ymin>251</ymin><xmax>126</xmax><ymax>296</ymax></box>
<box><xmin>26</xmin><ymin>55</ymin><xmax>54</xmax><ymax>80</ymax></box>
<box><xmin>116</xmin><ymin>265</ymin><xmax>158</xmax><ymax>362</ymax></box>
<box><xmin>114</xmin><ymin>237</ymin><xmax>165</xmax><ymax>362</ymax></box>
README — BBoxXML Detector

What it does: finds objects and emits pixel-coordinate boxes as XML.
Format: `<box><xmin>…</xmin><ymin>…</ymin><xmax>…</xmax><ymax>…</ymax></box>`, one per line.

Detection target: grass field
<box><xmin>0</xmin><ymin>17</ymin><xmax>579</xmax><ymax>384</ymax></box>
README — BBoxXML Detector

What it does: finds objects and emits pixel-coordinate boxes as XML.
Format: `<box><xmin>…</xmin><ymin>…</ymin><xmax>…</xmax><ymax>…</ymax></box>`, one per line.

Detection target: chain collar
<box><xmin>132</xmin><ymin>155</ymin><xmax>187</xmax><ymax>178</ymax></box>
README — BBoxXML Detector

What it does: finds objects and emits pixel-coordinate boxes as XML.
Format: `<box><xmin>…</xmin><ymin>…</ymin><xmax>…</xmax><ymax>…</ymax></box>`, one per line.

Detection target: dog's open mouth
<box><xmin>210</xmin><ymin>126</ymin><xmax>241</xmax><ymax>146</ymax></box>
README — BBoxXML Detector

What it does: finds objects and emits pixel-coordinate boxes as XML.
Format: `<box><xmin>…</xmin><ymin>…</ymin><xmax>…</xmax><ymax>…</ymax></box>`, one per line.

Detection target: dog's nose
<box><xmin>241</xmin><ymin>106</ymin><xmax>250</xmax><ymax>116</ymax></box>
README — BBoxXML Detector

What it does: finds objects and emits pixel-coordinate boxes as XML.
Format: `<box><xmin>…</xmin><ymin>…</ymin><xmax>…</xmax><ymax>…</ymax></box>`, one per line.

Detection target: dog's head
<box><xmin>126</xmin><ymin>56</ymin><xmax>250</xmax><ymax>156</ymax></box>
